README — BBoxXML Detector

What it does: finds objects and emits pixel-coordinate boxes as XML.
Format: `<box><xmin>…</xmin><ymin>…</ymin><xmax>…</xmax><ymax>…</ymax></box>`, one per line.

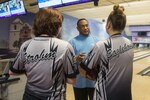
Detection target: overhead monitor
<box><xmin>62</xmin><ymin>0</ymin><xmax>80</xmax><ymax>5</ymax></box>
<box><xmin>37</xmin><ymin>0</ymin><xmax>92</xmax><ymax>8</ymax></box>
<box><xmin>80</xmin><ymin>0</ymin><xmax>92</xmax><ymax>2</ymax></box>
<box><xmin>9</xmin><ymin>0</ymin><xmax>26</xmax><ymax>16</ymax></box>
<box><xmin>0</xmin><ymin>2</ymin><xmax>11</xmax><ymax>18</ymax></box>
<box><xmin>38</xmin><ymin>0</ymin><xmax>62</xmax><ymax>8</ymax></box>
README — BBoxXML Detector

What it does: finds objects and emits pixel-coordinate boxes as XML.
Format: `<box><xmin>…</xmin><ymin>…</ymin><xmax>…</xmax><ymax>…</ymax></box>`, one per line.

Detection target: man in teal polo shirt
<box><xmin>69</xmin><ymin>18</ymin><xmax>99</xmax><ymax>100</ymax></box>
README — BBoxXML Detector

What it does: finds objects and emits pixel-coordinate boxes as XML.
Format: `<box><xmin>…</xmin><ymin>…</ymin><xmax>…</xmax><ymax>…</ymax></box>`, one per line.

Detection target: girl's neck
<box><xmin>109</xmin><ymin>30</ymin><xmax>121</xmax><ymax>36</ymax></box>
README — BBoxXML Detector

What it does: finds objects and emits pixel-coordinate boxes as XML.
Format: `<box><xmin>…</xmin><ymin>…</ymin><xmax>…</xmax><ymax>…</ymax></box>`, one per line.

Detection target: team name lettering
<box><xmin>104</xmin><ymin>39</ymin><xmax>133</xmax><ymax>60</ymax></box>
<box><xmin>24</xmin><ymin>49</ymin><xmax>56</xmax><ymax>64</ymax></box>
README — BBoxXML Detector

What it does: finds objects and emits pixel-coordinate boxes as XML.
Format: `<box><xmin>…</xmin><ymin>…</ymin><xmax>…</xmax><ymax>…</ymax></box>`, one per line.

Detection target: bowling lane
<box><xmin>132</xmin><ymin>56</ymin><xmax>150</xmax><ymax>100</ymax></box>
<box><xmin>134</xmin><ymin>48</ymin><xmax>150</xmax><ymax>57</ymax></box>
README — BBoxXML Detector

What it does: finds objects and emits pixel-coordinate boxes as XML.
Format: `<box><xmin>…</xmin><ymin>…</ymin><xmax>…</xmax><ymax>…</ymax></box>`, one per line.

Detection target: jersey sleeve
<box><xmin>64</xmin><ymin>43</ymin><xmax>78</xmax><ymax>78</ymax></box>
<box><xmin>9</xmin><ymin>40</ymin><xmax>31</xmax><ymax>74</ymax></box>
<box><xmin>80</xmin><ymin>44</ymin><xmax>101</xmax><ymax>79</ymax></box>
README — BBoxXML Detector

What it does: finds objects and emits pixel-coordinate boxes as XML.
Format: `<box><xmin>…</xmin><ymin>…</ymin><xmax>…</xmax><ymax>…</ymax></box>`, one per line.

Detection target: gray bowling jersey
<box><xmin>10</xmin><ymin>37</ymin><xmax>77</xmax><ymax>99</ymax></box>
<box><xmin>81</xmin><ymin>35</ymin><xmax>134</xmax><ymax>100</ymax></box>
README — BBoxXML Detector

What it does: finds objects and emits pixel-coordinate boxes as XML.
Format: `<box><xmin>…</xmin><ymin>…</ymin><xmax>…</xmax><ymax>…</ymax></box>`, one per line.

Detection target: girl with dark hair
<box><xmin>80</xmin><ymin>4</ymin><xmax>134</xmax><ymax>100</ymax></box>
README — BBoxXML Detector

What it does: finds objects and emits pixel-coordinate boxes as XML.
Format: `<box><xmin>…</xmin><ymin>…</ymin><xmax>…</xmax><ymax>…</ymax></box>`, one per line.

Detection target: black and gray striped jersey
<box><xmin>10</xmin><ymin>37</ymin><xmax>77</xmax><ymax>100</ymax></box>
<box><xmin>81</xmin><ymin>35</ymin><xmax>134</xmax><ymax>100</ymax></box>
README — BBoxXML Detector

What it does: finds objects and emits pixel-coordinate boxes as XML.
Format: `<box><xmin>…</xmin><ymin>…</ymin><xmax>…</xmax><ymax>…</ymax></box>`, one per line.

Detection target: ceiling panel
<box><xmin>24</xmin><ymin>0</ymin><xmax>150</xmax><ymax>25</ymax></box>
<box><xmin>63</xmin><ymin>0</ymin><xmax>150</xmax><ymax>25</ymax></box>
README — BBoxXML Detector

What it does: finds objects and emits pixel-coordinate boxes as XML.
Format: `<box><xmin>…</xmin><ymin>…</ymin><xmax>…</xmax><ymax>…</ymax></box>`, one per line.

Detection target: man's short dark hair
<box><xmin>77</xmin><ymin>18</ymin><xmax>88</xmax><ymax>27</ymax></box>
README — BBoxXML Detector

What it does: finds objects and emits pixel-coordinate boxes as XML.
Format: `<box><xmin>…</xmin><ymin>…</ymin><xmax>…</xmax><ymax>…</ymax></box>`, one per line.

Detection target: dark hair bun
<box><xmin>108</xmin><ymin>4</ymin><xmax>126</xmax><ymax>31</ymax></box>
<box><xmin>113</xmin><ymin>4</ymin><xmax>119</xmax><ymax>11</ymax></box>
<box><xmin>113</xmin><ymin>4</ymin><xmax>125</xmax><ymax>15</ymax></box>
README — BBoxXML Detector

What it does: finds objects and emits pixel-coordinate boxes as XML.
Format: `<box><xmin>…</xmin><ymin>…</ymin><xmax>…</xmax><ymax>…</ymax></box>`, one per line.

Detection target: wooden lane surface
<box><xmin>132</xmin><ymin>56</ymin><xmax>150</xmax><ymax>100</ymax></box>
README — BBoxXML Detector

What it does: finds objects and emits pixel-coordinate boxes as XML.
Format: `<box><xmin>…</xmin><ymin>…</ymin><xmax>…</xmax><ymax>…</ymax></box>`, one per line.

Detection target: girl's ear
<box><xmin>58</xmin><ymin>27</ymin><xmax>62</xmax><ymax>33</ymax></box>
<box><xmin>56</xmin><ymin>27</ymin><xmax>62</xmax><ymax>38</ymax></box>
<box><xmin>106</xmin><ymin>21</ymin><xmax>111</xmax><ymax>30</ymax></box>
